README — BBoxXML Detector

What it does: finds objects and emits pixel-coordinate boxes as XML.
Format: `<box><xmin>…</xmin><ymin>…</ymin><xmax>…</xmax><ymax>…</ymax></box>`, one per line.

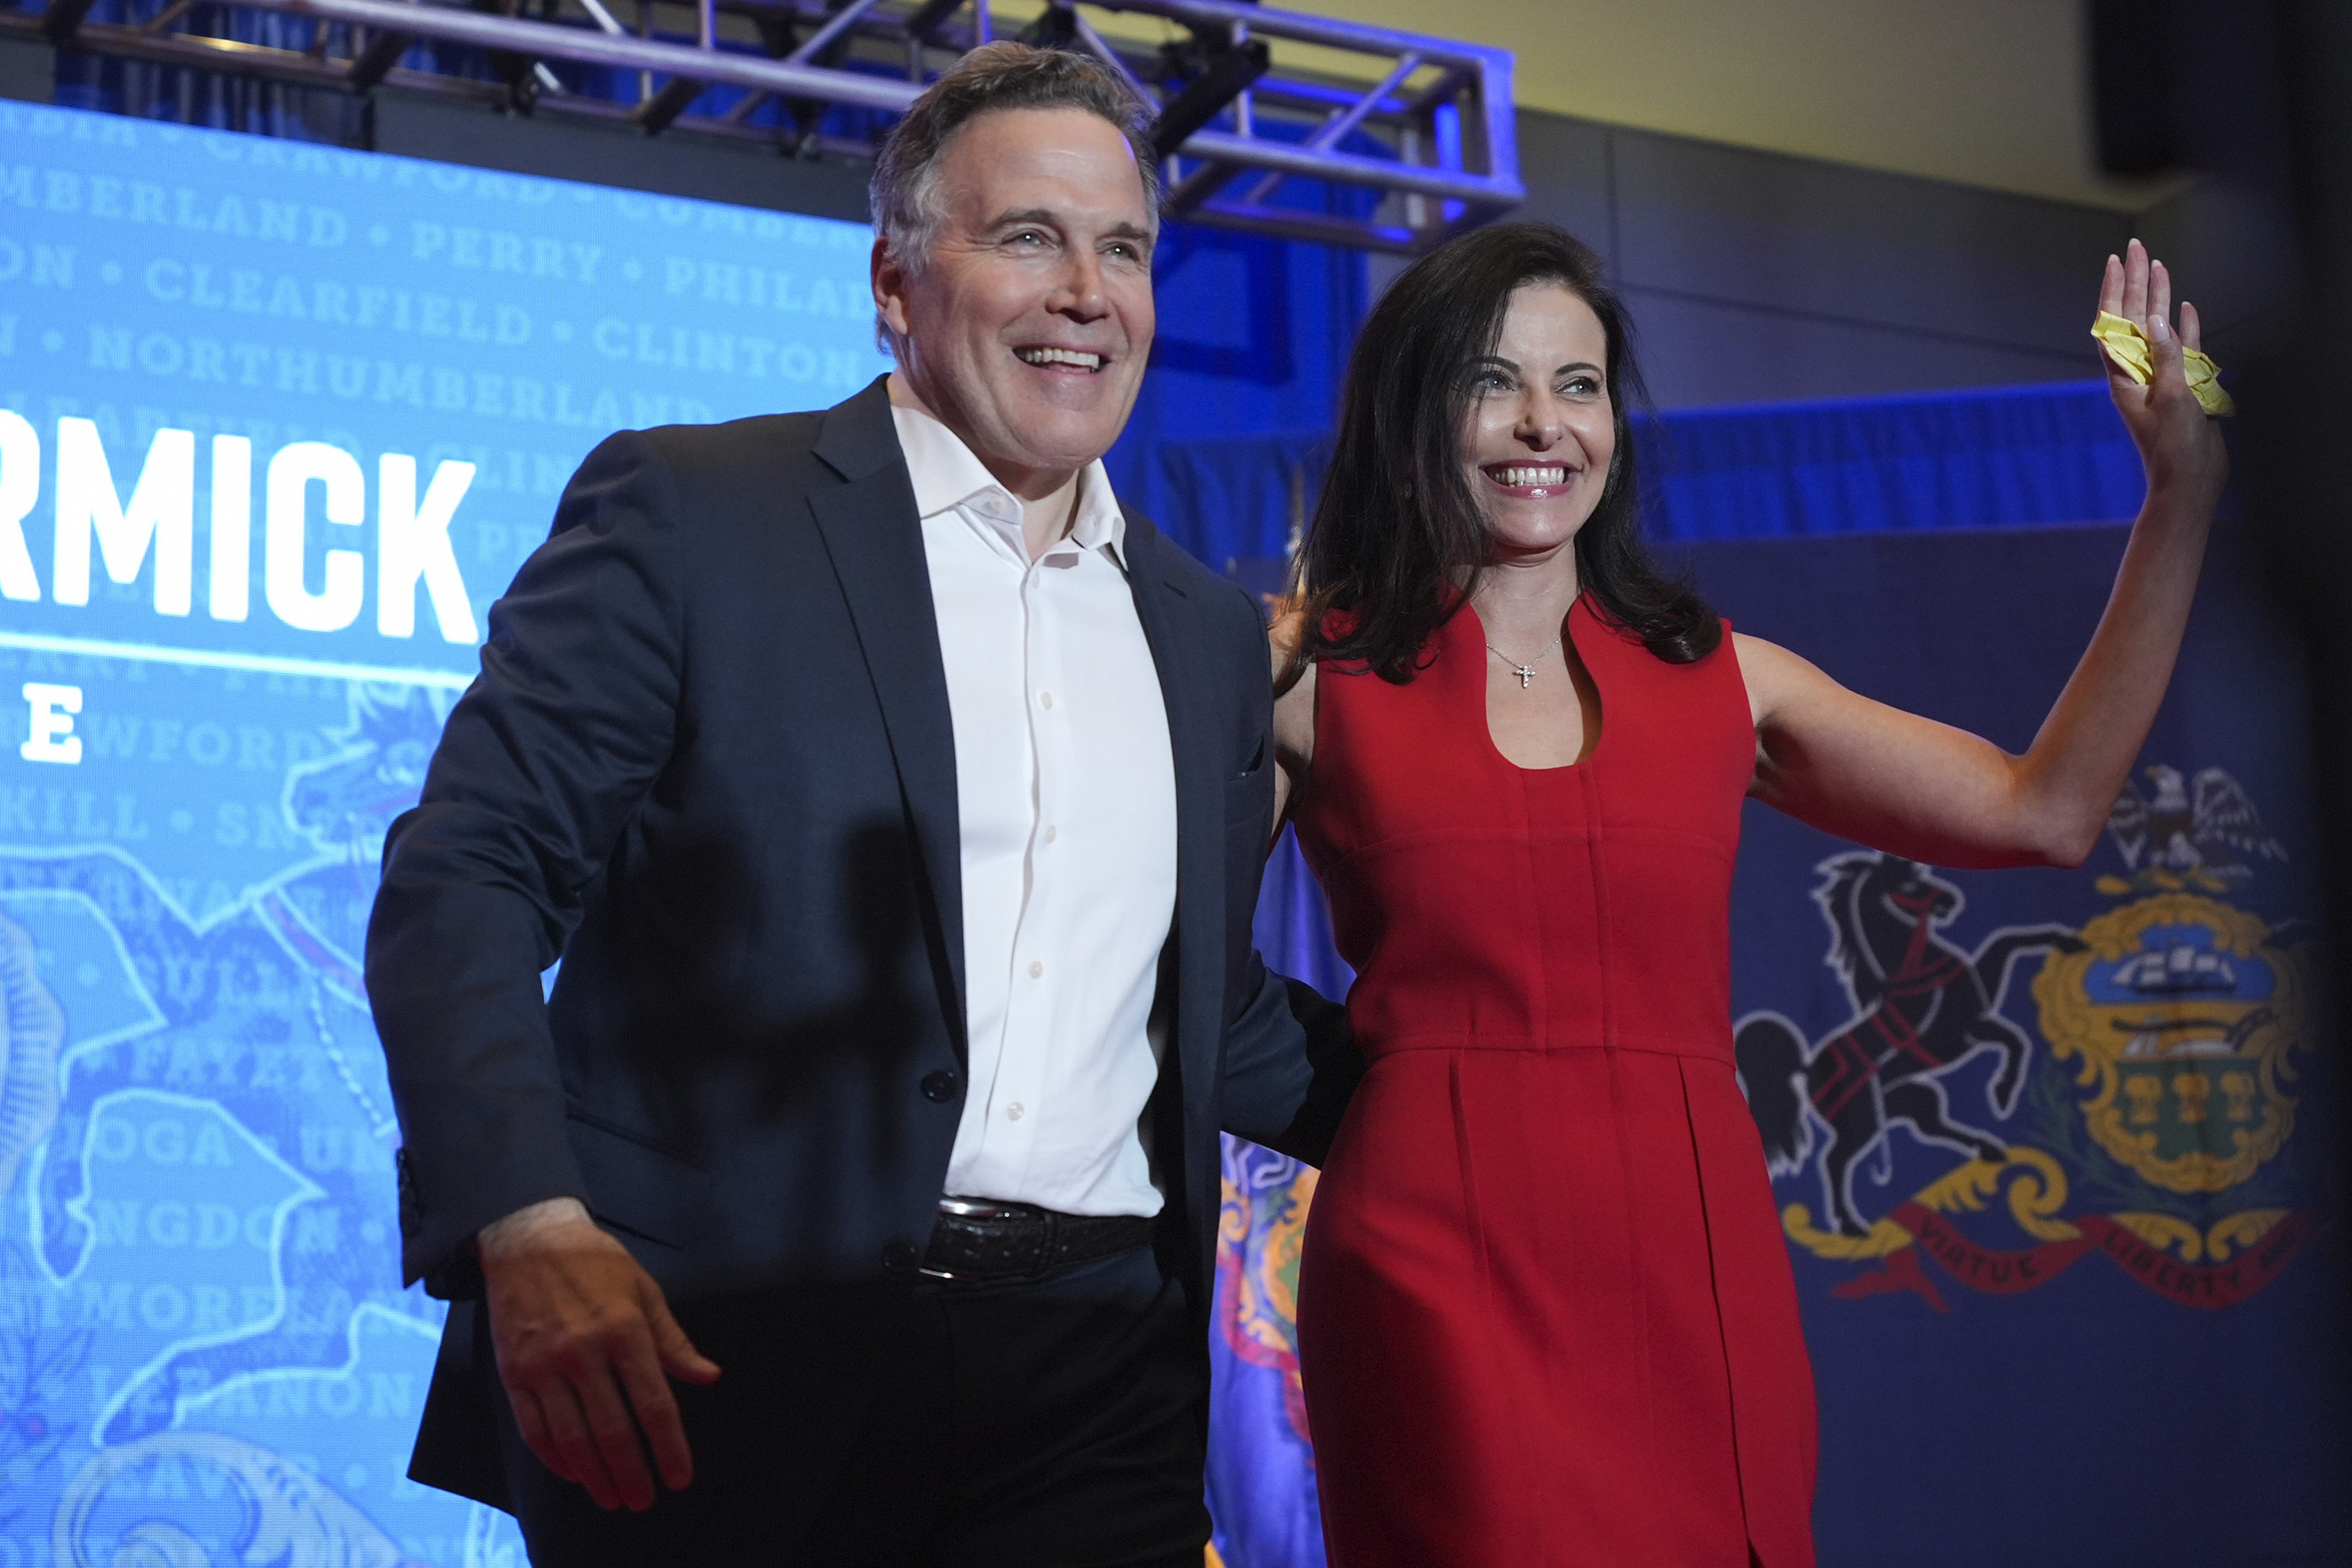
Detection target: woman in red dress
<box><xmin>1271</xmin><ymin>224</ymin><xmax>2226</xmax><ymax>1567</ymax></box>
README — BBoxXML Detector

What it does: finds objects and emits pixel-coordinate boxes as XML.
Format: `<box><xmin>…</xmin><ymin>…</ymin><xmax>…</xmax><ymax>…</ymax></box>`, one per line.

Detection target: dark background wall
<box><xmin>1491</xmin><ymin>105</ymin><xmax>2284</xmax><ymax>409</ymax></box>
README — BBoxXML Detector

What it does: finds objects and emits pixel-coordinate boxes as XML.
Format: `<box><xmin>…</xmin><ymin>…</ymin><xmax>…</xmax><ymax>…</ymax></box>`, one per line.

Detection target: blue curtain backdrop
<box><xmin>1197</xmin><ymin>381</ymin><xmax>2349</xmax><ymax>1568</ymax></box>
<box><xmin>1153</xmin><ymin>377</ymin><xmax>2148</xmax><ymax>575</ymax></box>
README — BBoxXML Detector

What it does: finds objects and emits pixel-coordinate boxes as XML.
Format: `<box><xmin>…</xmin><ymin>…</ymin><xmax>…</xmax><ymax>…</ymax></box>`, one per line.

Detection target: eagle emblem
<box><xmin>2105</xmin><ymin>765</ymin><xmax>2284</xmax><ymax>887</ymax></box>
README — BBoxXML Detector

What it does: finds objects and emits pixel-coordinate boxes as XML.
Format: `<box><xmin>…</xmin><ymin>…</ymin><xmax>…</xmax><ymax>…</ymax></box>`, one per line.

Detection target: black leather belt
<box><xmin>920</xmin><ymin>1197</ymin><xmax>1154</xmax><ymax>1283</ymax></box>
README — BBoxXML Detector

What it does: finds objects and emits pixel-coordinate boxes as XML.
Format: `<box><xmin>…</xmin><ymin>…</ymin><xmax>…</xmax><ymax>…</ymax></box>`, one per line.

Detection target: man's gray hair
<box><xmin>870</xmin><ymin>41</ymin><xmax>1163</xmax><ymax>283</ymax></box>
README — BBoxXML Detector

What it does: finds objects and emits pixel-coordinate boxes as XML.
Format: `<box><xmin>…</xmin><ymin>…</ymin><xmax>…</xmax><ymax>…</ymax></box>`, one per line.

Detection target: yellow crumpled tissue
<box><xmin>2092</xmin><ymin>310</ymin><xmax>2235</xmax><ymax>416</ymax></box>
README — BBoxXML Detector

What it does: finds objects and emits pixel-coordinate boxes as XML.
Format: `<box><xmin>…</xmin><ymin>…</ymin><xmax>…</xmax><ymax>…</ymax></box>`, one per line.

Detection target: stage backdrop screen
<box><xmin>0</xmin><ymin>98</ymin><xmax>889</xmax><ymax>1565</ymax></box>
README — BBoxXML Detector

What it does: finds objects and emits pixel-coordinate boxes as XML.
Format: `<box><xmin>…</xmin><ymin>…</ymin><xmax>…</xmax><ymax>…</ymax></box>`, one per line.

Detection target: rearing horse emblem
<box><xmin>1735</xmin><ymin>853</ymin><xmax>2083</xmax><ymax>1236</ymax></box>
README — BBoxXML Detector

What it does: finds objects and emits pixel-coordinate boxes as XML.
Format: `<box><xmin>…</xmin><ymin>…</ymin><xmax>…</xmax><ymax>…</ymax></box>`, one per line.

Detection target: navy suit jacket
<box><xmin>366</xmin><ymin>377</ymin><xmax>1356</xmax><ymax>1508</ymax></box>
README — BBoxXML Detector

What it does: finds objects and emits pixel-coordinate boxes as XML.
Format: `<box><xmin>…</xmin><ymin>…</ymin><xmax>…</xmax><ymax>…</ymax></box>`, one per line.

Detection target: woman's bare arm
<box><xmin>1269</xmin><ymin>609</ymin><xmax>1318</xmax><ymax>834</ymax></box>
<box><xmin>1741</xmin><ymin>239</ymin><xmax>2229</xmax><ymax>870</ymax></box>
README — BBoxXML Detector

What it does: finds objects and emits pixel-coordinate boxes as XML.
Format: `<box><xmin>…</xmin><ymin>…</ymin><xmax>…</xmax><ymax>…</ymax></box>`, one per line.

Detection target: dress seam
<box><xmin>1448</xmin><ymin>1054</ymin><xmax>1545</xmax><ymax>1560</ymax></box>
<box><xmin>1679</xmin><ymin>1055</ymin><xmax>1764</xmax><ymax>1563</ymax></box>
<box><xmin>1605</xmin><ymin>1034</ymin><xmax>1665</xmax><ymax>1533</ymax></box>
<box><xmin>1583</xmin><ymin>768</ymin><xmax>1616</xmax><ymax>1048</ymax></box>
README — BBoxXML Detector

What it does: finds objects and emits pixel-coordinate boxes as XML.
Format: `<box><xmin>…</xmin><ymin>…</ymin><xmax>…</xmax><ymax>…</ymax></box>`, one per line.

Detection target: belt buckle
<box><xmin>921</xmin><ymin>1196</ymin><xmax>1049</xmax><ymax>1282</ymax></box>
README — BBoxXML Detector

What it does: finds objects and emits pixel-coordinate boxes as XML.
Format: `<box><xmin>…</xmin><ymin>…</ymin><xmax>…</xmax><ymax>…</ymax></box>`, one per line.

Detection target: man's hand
<box><xmin>478</xmin><ymin>1197</ymin><xmax>722</xmax><ymax>1511</ymax></box>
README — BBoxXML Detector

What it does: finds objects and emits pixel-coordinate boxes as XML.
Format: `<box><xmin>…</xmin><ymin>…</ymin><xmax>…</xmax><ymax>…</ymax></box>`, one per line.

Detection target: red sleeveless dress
<box><xmin>1290</xmin><ymin>596</ymin><xmax>1817</xmax><ymax>1568</ymax></box>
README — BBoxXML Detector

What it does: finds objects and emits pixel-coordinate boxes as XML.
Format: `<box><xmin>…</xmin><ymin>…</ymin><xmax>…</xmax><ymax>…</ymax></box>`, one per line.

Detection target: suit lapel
<box><xmin>806</xmin><ymin>382</ymin><xmax>968</xmax><ymax>1055</ymax></box>
<box><xmin>1122</xmin><ymin>513</ymin><xmax>1223</xmax><ymax>1124</ymax></box>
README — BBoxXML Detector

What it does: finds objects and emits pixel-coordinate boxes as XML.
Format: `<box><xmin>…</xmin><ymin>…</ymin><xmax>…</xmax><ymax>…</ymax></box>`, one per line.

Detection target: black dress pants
<box><xmin>497</xmin><ymin>1244</ymin><xmax>1213</xmax><ymax>1567</ymax></box>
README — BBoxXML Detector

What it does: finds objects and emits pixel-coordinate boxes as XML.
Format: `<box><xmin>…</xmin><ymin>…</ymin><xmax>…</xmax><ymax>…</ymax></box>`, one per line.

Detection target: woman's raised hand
<box><xmin>2099</xmin><ymin>237</ymin><xmax>2229</xmax><ymax>501</ymax></box>
<box><xmin>1738</xmin><ymin>238</ymin><xmax>2231</xmax><ymax>870</ymax></box>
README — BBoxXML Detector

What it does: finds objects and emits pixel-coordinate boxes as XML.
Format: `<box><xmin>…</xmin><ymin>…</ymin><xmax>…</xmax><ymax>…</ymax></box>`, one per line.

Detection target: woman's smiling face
<box><xmin>1459</xmin><ymin>281</ymin><xmax>1616</xmax><ymax>565</ymax></box>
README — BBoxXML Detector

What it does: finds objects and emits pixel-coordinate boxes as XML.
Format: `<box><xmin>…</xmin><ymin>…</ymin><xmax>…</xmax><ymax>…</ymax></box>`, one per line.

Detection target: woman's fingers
<box><xmin>2107</xmin><ymin>256</ymin><xmax>2144</xmax><ymax>385</ymax></box>
<box><xmin>2150</xmin><ymin>258</ymin><xmax>2174</xmax><ymax>334</ymax></box>
<box><xmin>2149</xmin><ymin>309</ymin><xmax>2181</xmax><ymax>381</ymax></box>
<box><xmin>2181</xmin><ymin>299</ymin><xmax>2203</xmax><ymax>354</ymax></box>
<box><xmin>2121</xmin><ymin>236</ymin><xmax>2150</xmax><ymax>322</ymax></box>
<box><xmin>2096</xmin><ymin>256</ymin><xmax>2140</xmax><ymax>383</ymax></box>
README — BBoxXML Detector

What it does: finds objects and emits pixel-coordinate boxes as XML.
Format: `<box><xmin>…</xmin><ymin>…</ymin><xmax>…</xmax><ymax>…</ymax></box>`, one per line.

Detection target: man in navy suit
<box><xmin>367</xmin><ymin>41</ymin><xmax>1356</xmax><ymax>1565</ymax></box>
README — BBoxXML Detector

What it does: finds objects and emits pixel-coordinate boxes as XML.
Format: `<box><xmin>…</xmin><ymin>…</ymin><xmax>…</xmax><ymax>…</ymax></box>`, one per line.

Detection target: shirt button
<box><xmin>1006</xmin><ymin>1102</ymin><xmax>1025</xmax><ymax>1122</ymax></box>
<box><xmin>1039</xmin><ymin>692</ymin><xmax>1054</xmax><ymax>709</ymax></box>
<box><xmin>881</xmin><ymin>1238</ymin><xmax>918</xmax><ymax>1275</ymax></box>
<box><xmin>920</xmin><ymin>1070</ymin><xmax>959</xmax><ymax>1104</ymax></box>
<box><xmin>1029</xmin><ymin>960</ymin><xmax>1044</xmax><ymax>979</ymax></box>
<box><xmin>1044</xmin><ymin>825</ymin><xmax>1057</xmax><ymax>844</ymax></box>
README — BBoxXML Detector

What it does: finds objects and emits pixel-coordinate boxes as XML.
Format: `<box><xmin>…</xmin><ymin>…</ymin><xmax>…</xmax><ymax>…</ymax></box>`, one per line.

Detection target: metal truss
<box><xmin>7</xmin><ymin>0</ymin><xmax>1522</xmax><ymax>250</ymax></box>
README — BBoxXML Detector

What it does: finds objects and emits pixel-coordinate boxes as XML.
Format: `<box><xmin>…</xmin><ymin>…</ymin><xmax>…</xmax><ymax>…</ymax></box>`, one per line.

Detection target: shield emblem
<box><xmin>2032</xmin><ymin>893</ymin><xmax>2308</xmax><ymax>1194</ymax></box>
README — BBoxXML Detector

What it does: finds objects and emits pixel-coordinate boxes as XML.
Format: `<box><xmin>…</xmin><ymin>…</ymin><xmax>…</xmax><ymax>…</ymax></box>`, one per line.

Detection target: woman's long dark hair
<box><xmin>1291</xmin><ymin>221</ymin><xmax>1719</xmax><ymax>685</ymax></box>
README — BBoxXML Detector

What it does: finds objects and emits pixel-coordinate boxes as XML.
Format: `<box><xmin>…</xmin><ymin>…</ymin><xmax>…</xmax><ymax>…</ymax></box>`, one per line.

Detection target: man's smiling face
<box><xmin>874</xmin><ymin>106</ymin><xmax>1156</xmax><ymax>496</ymax></box>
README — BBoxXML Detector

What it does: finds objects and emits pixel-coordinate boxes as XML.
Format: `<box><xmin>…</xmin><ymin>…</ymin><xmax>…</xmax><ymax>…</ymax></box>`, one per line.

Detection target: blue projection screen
<box><xmin>0</xmin><ymin>99</ymin><xmax>889</xmax><ymax>1565</ymax></box>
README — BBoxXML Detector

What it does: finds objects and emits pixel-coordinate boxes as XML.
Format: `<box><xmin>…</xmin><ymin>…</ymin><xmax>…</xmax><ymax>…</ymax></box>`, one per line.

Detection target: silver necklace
<box><xmin>1486</xmin><ymin>637</ymin><xmax>1561</xmax><ymax>690</ymax></box>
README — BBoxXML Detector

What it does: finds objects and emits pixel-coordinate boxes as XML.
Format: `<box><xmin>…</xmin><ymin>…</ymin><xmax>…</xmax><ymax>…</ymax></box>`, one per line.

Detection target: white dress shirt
<box><xmin>891</xmin><ymin>396</ymin><xmax>1179</xmax><ymax>1218</ymax></box>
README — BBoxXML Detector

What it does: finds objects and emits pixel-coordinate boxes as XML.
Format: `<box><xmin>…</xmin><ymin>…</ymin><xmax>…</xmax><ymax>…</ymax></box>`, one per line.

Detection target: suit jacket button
<box><xmin>921</xmin><ymin>1070</ymin><xmax>959</xmax><ymax>1104</ymax></box>
<box><xmin>882</xmin><ymin>1239</ymin><xmax>918</xmax><ymax>1275</ymax></box>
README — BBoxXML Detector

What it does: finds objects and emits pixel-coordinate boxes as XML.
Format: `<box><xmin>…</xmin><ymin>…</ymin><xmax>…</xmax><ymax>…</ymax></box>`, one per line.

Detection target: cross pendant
<box><xmin>1513</xmin><ymin>665</ymin><xmax>1535</xmax><ymax>689</ymax></box>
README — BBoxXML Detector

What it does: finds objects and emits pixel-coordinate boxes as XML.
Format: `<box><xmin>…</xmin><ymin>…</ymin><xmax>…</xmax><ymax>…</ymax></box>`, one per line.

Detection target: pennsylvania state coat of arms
<box><xmin>1734</xmin><ymin>763</ymin><xmax>2321</xmax><ymax>1311</ymax></box>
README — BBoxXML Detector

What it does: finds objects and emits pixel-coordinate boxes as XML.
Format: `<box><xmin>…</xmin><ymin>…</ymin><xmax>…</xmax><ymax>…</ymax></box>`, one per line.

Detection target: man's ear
<box><xmin>872</xmin><ymin>236</ymin><xmax>914</xmax><ymax>341</ymax></box>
